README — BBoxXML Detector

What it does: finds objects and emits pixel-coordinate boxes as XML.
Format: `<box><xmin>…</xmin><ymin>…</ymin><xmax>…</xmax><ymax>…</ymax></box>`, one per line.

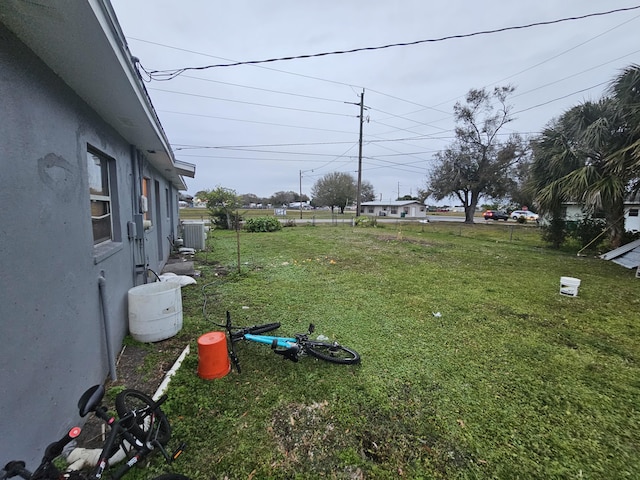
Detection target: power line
<box><xmin>513</xmin><ymin>80</ymin><xmax>610</xmax><ymax>114</ymax></box>
<box><xmin>176</xmin><ymin>153</ymin><xmax>356</xmax><ymax>163</ymax></box>
<box><xmin>368</xmin><ymin>12</ymin><xmax>640</xmax><ymax>120</ymax></box>
<box><xmin>141</xmin><ymin>6</ymin><xmax>640</xmax><ymax>80</ymax></box>
<box><xmin>173</xmin><ymin>141</ymin><xmax>357</xmax><ymax>150</ymax></box>
<box><xmin>511</xmin><ymin>48</ymin><xmax>640</xmax><ymax>99</ymax></box>
<box><xmin>179</xmin><ymin>74</ymin><xmax>349</xmax><ymax>104</ymax></box>
<box><xmin>149</xmin><ymin>87</ymin><xmax>353</xmax><ymax>117</ymax></box>
<box><xmin>490</xmin><ymin>13</ymin><xmax>640</xmax><ymax>88</ymax></box>
<box><xmin>158</xmin><ymin>109</ymin><xmax>357</xmax><ymax>135</ymax></box>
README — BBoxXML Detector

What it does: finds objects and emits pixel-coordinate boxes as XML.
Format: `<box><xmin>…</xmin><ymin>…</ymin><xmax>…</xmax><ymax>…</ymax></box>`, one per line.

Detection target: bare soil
<box><xmin>76</xmin><ymin>339</ymin><xmax>186</xmax><ymax>449</ymax></box>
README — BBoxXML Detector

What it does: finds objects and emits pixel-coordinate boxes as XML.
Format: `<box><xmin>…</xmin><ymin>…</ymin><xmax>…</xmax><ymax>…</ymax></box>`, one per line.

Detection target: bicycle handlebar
<box><xmin>43</xmin><ymin>427</ymin><xmax>82</xmax><ymax>461</ymax></box>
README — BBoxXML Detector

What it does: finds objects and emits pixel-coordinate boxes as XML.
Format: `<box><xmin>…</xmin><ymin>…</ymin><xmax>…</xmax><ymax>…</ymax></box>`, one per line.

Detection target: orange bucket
<box><xmin>197</xmin><ymin>331</ymin><xmax>231</xmax><ymax>379</ymax></box>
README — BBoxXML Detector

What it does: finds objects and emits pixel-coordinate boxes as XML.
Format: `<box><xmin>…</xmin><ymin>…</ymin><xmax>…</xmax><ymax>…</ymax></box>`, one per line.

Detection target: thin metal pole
<box><xmin>356</xmin><ymin>90</ymin><xmax>364</xmax><ymax>217</ymax></box>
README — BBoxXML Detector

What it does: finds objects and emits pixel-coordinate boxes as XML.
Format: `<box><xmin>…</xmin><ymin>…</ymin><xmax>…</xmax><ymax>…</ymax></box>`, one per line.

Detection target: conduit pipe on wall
<box><xmin>98</xmin><ymin>275</ymin><xmax>117</xmax><ymax>381</ymax></box>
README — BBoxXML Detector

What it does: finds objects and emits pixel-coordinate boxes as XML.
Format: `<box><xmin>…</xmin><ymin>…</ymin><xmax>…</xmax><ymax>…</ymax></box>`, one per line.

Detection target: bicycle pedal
<box><xmin>171</xmin><ymin>442</ymin><xmax>186</xmax><ymax>462</ymax></box>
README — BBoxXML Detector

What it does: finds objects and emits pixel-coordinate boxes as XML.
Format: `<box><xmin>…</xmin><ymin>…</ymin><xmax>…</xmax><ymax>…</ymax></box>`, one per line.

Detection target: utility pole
<box><xmin>356</xmin><ymin>90</ymin><xmax>365</xmax><ymax>217</ymax></box>
<box><xmin>299</xmin><ymin>169</ymin><xmax>303</xmax><ymax>219</ymax></box>
<box><xmin>345</xmin><ymin>90</ymin><xmax>366</xmax><ymax>217</ymax></box>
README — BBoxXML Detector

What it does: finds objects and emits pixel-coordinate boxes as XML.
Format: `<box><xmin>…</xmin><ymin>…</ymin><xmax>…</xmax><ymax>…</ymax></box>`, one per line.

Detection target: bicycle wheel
<box><xmin>115</xmin><ymin>389</ymin><xmax>171</xmax><ymax>445</ymax></box>
<box><xmin>247</xmin><ymin>322</ymin><xmax>281</xmax><ymax>334</ymax></box>
<box><xmin>231</xmin><ymin>322</ymin><xmax>281</xmax><ymax>341</ymax></box>
<box><xmin>304</xmin><ymin>341</ymin><xmax>360</xmax><ymax>365</ymax></box>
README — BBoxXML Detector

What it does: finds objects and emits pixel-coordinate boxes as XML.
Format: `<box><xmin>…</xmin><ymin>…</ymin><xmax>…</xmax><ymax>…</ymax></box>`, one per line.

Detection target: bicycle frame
<box><xmin>91</xmin><ymin>405</ymin><xmax>162</xmax><ymax>480</ymax></box>
<box><xmin>2</xmin><ymin>386</ymin><xmax>186</xmax><ymax>480</ymax></box>
<box><xmin>243</xmin><ymin>333</ymin><xmax>299</xmax><ymax>349</ymax></box>
<box><xmin>223</xmin><ymin>311</ymin><xmax>360</xmax><ymax>370</ymax></box>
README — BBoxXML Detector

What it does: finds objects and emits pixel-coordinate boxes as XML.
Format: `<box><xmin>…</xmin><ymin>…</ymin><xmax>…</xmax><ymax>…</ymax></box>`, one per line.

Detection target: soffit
<box><xmin>0</xmin><ymin>0</ymin><xmax>194</xmax><ymax>189</ymax></box>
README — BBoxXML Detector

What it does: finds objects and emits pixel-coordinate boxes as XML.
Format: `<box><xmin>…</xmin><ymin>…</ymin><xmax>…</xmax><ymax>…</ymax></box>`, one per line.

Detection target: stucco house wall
<box><xmin>0</xmin><ymin>4</ymin><xmax>193</xmax><ymax>468</ymax></box>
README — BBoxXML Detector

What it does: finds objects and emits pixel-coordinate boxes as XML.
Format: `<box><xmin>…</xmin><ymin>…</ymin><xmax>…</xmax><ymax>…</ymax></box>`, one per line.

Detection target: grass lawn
<box><xmin>144</xmin><ymin>222</ymin><xmax>639</xmax><ymax>479</ymax></box>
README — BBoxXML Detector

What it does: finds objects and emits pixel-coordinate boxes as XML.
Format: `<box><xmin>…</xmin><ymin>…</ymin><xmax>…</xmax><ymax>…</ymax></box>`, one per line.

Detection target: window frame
<box><xmin>87</xmin><ymin>146</ymin><xmax>122</xmax><ymax>262</ymax></box>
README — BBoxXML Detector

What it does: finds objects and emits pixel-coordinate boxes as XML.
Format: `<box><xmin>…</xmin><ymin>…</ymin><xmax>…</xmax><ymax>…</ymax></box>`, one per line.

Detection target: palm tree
<box><xmin>531</xmin><ymin>98</ymin><xmax>630</xmax><ymax>247</ymax></box>
<box><xmin>607</xmin><ymin>64</ymin><xmax>640</xmax><ymax>191</ymax></box>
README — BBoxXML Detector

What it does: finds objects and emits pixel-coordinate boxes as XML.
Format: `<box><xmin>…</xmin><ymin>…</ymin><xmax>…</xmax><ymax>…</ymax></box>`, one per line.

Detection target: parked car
<box><xmin>483</xmin><ymin>210</ymin><xmax>509</xmax><ymax>221</ymax></box>
<box><xmin>511</xmin><ymin>210</ymin><xmax>539</xmax><ymax>222</ymax></box>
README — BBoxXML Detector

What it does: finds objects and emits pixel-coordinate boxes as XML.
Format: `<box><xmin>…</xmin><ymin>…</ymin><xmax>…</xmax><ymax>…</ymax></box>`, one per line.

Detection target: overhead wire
<box><xmin>178</xmin><ymin>74</ymin><xmax>349</xmax><ymax>104</ymax></box>
<box><xmin>369</xmin><ymin>12</ymin><xmax>640</xmax><ymax>126</ymax></box>
<box><xmin>149</xmin><ymin>87</ymin><xmax>353</xmax><ymax>117</ymax></box>
<box><xmin>122</xmin><ymin>5</ymin><xmax>640</xmax><ymax>194</ymax></box>
<box><xmin>125</xmin><ymin>9</ymin><xmax>639</xmax><ymax>148</ymax></box>
<box><xmin>139</xmin><ymin>6</ymin><xmax>640</xmax><ymax>80</ymax></box>
<box><xmin>158</xmin><ymin>109</ymin><xmax>358</xmax><ymax>135</ymax></box>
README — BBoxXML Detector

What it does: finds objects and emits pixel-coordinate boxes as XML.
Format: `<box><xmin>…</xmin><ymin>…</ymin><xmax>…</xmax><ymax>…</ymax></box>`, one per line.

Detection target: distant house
<box><xmin>0</xmin><ymin>1</ymin><xmax>195</xmax><ymax>467</ymax></box>
<box><xmin>562</xmin><ymin>199</ymin><xmax>640</xmax><ymax>232</ymax></box>
<box><xmin>360</xmin><ymin>201</ymin><xmax>428</xmax><ymax>218</ymax></box>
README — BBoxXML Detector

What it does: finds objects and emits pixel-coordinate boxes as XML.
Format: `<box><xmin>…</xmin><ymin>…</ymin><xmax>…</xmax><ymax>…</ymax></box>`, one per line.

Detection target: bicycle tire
<box><xmin>231</xmin><ymin>322</ymin><xmax>281</xmax><ymax>340</ymax></box>
<box><xmin>115</xmin><ymin>389</ymin><xmax>171</xmax><ymax>445</ymax></box>
<box><xmin>247</xmin><ymin>322</ymin><xmax>281</xmax><ymax>334</ymax></box>
<box><xmin>304</xmin><ymin>341</ymin><xmax>361</xmax><ymax>365</ymax></box>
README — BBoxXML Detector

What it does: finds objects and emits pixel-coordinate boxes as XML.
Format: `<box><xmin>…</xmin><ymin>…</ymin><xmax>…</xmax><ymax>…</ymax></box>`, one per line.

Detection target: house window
<box><xmin>368</xmin><ymin>208</ymin><xmax>374</xmax><ymax>214</ymax></box>
<box><xmin>87</xmin><ymin>148</ymin><xmax>113</xmax><ymax>245</ymax></box>
<box><xmin>390</xmin><ymin>208</ymin><xmax>398</xmax><ymax>215</ymax></box>
<box><xmin>142</xmin><ymin>177</ymin><xmax>151</xmax><ymax>221</ymax></box>
<box><xmin>629</xmin><ymin>209</ymin><xmax>639</xmax><ymax>217</ymax></box>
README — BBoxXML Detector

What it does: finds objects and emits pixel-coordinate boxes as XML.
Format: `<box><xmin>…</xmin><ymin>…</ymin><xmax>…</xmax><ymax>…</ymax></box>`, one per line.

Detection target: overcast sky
<box><xmin>110</xmin><ymin>0</ymin><xmax>640</xmax><ymax>203</ymax></box>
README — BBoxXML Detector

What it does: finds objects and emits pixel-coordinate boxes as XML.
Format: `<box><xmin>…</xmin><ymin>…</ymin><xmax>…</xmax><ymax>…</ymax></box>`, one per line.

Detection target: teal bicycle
<box><xmin>222</xmin><ymin>312</ymin><xmax>360</xmax><ymax>373</ymax></box>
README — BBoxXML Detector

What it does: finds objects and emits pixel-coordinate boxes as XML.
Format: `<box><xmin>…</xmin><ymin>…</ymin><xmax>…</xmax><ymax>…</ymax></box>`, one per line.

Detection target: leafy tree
<box><xmin>194</xmin><ymin>190</ymin><xmax>210</xmax><ymax>202</ymax></box>
<box><xmin>311</xmin><ymin>172</ymin><xmax>357</xmax><ymax>213</ymax></box>
<box><xmin>360</xmin><ymin>181</ymin><xmax>376</xmax><ymax>202</ymax></box>
<box><xmin>421</xmin><ymin>86</ymin><xmax>525</xmax><ymax>223</ymax></box>
<box><xmin>199</xmin><ymin>186</ymin><xmax>240</xmax><ymax>229</ymax></box>
<box><xmin>240</xmin><ymin>193</ymin><xmax>261</xmax><ymax>206</ymax></box>
<box><xmin>269</xmin><ymin>191</ymin><xmax>297</xmax><ymax>206</ymax></box>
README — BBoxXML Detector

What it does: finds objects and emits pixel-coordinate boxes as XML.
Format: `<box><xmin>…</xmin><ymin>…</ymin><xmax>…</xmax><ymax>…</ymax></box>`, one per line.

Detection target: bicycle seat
<box><xmin>78</xmin><ymin>385</ymin><xmax>105</xmax><ymax>417</ymax></box>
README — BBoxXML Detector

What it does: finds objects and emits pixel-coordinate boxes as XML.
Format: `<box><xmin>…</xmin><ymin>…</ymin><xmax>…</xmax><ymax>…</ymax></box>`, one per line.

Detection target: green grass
<box><xmin>143</xmin><ymin>223</ymin><xmax>639</xmax><ymax>479</ymax></box>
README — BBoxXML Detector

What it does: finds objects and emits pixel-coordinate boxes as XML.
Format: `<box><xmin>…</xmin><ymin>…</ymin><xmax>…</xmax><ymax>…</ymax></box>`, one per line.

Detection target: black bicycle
<box><xmin>222</xmin><ymin>311</ymin><xmax>360</xmax><ymax>373</ymax></box>
<box><xmin>1</xmin><ymin>385</ymin><xmax>188</xmax><ymax>480</ymax></box>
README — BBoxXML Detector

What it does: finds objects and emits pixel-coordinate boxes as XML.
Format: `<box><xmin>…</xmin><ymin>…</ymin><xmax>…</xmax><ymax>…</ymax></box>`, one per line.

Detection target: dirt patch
<box><xmin>376</xmin><ymin>234</ymin><xmax>434</xmax><ymax>247</ymax></box>
<box><xmin>270</xmin><ymin>401</ymin><xmax>363</xmax><ymax>479</ymax></box>
<box><xmin>76</xmin><ymin>339</ymin><xmax>187</xmax><ymax>449</ymax></box>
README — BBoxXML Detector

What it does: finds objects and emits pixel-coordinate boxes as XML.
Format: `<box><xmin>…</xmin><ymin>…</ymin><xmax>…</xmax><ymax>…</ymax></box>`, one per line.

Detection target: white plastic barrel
<box><xmin>559</xmin><ymin>276</ymin><xmax>581</xmax><ymax>297</ymax></box>
<box><xmin>128</xmin><ymin>282</ymin><xmax>183</xmax><ymax>342</ymax></box>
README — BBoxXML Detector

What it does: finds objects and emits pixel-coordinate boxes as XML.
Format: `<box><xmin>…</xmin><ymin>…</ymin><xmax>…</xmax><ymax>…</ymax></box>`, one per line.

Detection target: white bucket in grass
<box><xmin>559</xmin><ymin>277</ymin><xmax>581</xmax><ymax>297</ymax></box>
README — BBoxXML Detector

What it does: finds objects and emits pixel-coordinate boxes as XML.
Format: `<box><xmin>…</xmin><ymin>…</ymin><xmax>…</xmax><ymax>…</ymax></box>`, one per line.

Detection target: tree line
<box><xmin>421</xmin><ymin>64</ymin><xmax>640</xmax><ymax>249</ymax></box>
<box><xmin>193</xmin><ymin>64</ymin><xmax>639</xmax><ymax>248</ymax></box>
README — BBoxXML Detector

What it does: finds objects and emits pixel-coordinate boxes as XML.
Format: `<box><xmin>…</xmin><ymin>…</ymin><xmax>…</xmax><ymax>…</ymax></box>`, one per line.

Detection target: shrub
<box><xmin>570</xmin><ymin>217</ymin><xmax>607</xmax><ymax>249</ymax></box>
<box><xmin>355</xmin><ymin>216</ymin><xmax>377</xmax><ymax>227</ymax></box>
<box><xmin>244</xmin><ymin>216</ymin><xmax>282</xmax><ymax>232</ymax></box>
<box><xmin>541</xmin><ymin>217</ymin><xmax>567</xmax><ymax>249</ymax></box>
<box><xmin>210</xmin><ymin>211</ymin><xmax>242</xmax><ymax>230</ymax></box>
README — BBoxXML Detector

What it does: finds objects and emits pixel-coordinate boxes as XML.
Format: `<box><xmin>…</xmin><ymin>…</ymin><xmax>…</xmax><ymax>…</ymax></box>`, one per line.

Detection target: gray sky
<box><xmin>110</xmin><ymin>0</ymin><xmax>640</xmax><ymax>202</ymax></box>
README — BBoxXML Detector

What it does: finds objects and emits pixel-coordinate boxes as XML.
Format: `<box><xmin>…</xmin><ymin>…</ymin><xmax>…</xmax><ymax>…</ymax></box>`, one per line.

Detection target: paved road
<box><xmin>289</xmin><ymin>215</ymin><xmax>466</xmax><ymax>224</ymax></box>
